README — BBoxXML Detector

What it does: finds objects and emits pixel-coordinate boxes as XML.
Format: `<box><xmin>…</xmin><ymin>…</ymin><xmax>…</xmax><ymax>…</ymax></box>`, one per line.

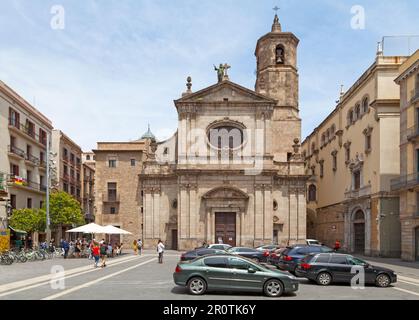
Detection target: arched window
<box><xmin>347</xmin><ymin>109</ymin><xmax>354</xmax><ymax>126</ymax></box>
<box><xmin>362</xmin><ymin>97</ymin><xmax>369</xmax><ymax>113</ymax></box>
<box><xmin>326</xmin><ymin>129</ymin><xmax>330</xmax><ymax>143</ymax></box>
<box><xmin>355</xmin><ymin>104</ymin><xmax>361</xmax><ymax>120</ymax></box>
<box><xmin>330</xmin><ymin>124</ymin><xmax>336</xmax><ymax>137</ymax></box>
<box><xmin>308</xmin><ymin>184</ymin><xmax>317</xmax><ymax>202</ymax></box>
<box><xmin>354</xmin><ymin>210</ymin><xmax>365</xmax><ymax>221</ymax></box>
<box><xmin>275</xmin><ymin>44</ymin><xmax>285</xmax><ymax>64</ymax></box>
<box><xmin>311</xmin><ymin>142</ymin><xmax>316</xmax><ymax>154</ymax></box>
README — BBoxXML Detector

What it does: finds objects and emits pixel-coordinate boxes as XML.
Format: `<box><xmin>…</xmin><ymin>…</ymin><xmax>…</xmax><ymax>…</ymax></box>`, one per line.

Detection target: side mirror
<box><xmin>364</xmin><ymin>263</ymin><xmax>370</xmax><ymax>268</ymax></box>
<box><xmin>248</xmin><ymin>267</ymin><xmax>257</xmax><ymax>274</ymax></box>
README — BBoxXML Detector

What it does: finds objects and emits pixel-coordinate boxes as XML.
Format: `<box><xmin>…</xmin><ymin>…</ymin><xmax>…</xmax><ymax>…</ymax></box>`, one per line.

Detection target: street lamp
<box><xmin>45</xmin><ymin>132</ymin><xmax>51</xmax><ymax>243</ymax></box>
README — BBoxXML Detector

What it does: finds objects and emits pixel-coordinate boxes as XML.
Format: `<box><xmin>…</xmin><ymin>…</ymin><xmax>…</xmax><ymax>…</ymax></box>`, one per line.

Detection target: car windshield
<box><xmin>320</xmin><ymin>246</ymin><xmax>333</xmax><ymax>253</ymax></box>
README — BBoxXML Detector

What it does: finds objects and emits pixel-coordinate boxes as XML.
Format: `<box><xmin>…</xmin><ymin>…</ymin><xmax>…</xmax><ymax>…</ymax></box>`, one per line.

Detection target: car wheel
<box><xmin>264</xmin><ymin>279</ymin><xmax>284</xmax><ymax>297</ymax></box>
<box><xmin>316</xmin><ymin>272</ymin><xmax>332</xmax><ymax>286</ymax></box>
<box><xmin>376</xmin><ymin>274</ymin><xmax>391</xmax><ymax>288</ymax></box>
<box><xmin>187</xmin><ymin>277</ymin><xmax>207</xmax><ymax>295</ymax></box>
<box><xmin>252</xmin><ymin>257</ymin><xmax>260</xmax><ymax>263</ymax></box>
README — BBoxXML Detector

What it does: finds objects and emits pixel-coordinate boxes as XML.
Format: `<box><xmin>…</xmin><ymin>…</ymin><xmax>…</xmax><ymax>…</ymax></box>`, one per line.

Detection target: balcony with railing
<box><xmin>344</xmin><ymin>185</ymin><xmax>372</xmax><ymax>199</ymax></box>
<box><xmin>102</xmin><ymin>192</ymin><xmax>120</xmax><ymax>203</ymax></box>
<box><xmin>8</xmin><ymin>145</ymin><xmax>25</xmax><ymax>159</ymax></box>
<box><xmin>391</xmin><ymin>173</ymin><xmax>419</xmax><ymax>191</ymax></box>
<box><xmin>7</xmin><ymin>175</ymin><xmax>46</xmax><ymax>193</ymax></box>
<box><xmin>39</xmin><ymin>158</ymin><xmax>47</xmax><ymax>170</ymax></box>
<box><xmin>8</xmin><ymin>119</ymin><xmax>47</xmax><ymax>147</ymax></box>
<box><xmin>25</xmin><ymin>153</ymin><xmax>40</xmax><ymax>166</ymax></box>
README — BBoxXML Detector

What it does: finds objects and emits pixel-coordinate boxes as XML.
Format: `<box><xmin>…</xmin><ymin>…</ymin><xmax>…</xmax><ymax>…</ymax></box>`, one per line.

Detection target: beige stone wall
<box><xmin>301</xmin><ymin>55</ymin><xmax>405</xmax><ymax>256</ymax></box>
<box><xmin>395</xmin><ymin>50</ymin><xmax>419</xmax><ymax>260</ymax></box>
<box><xmin>94</xmin><ymin>145</ymin><xmax>144</xmax><ymax>246</ymax></box>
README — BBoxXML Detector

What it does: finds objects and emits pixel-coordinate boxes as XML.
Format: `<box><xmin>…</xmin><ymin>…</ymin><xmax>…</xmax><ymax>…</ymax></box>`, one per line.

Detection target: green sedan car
<box><xmin>173</xmin><ymin>254</ymin><xmax>299</xmax><ymax>297</ymax></box>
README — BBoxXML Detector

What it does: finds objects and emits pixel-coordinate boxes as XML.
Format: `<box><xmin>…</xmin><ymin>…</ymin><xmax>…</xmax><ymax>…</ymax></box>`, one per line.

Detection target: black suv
<box><xmin>295</xmin><ymin>253</ymin><xmax>397</xmax><ymax>287</ymax></box>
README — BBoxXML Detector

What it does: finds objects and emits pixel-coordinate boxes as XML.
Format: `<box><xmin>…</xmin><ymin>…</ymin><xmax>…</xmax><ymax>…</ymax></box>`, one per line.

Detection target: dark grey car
<box><xmin>295</xmin><ymin>253</ymin><xmax>397</xmax><ymax>287</ymax></box>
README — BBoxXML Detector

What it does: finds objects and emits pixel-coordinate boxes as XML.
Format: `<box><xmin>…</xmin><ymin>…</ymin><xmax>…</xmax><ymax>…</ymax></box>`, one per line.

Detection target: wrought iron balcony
<box><xmin>102</xmin><ymin>193</ymin><xmax>120</xmax><ymax>203</ymax></box>
<box><xmin>8</xmin><ymin>145</ymin><xmax>25</xmax><ymax>158</ymax></box>
<box><xmin>26</xmin><ymin>153</ymin><xmax>40</xmax><ymax>165</ymax></box>
<box><xmin>7</xmin><ymin>175</ymin><xmax>46</xmax><ymax>193</ymax></box>
<box><xmin>8</xmin><ymin>119</ymin><xmax>47</xmax><ymax>146</ymax></box>
<box><xmin>391</xmin><ymin>173</ymin><xmax>419</xmax><ymax>191</ymax></box>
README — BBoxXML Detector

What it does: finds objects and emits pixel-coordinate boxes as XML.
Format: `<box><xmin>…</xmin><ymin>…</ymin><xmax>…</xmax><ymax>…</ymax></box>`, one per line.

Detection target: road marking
<box><xmin>0</xmin><ymin>255</ymin><xmax>145</xmax><ymax>294</ymax></box>
<box><xmin>398</xmin><ymin>279</ymin><xmax>419</xmax><ymax>287</ymax></box>
<box><xmin>393</xmin><ymin>287</ymin><xmax>419</xmax><ymax>297</ymax></box>
<box><xmin>0</xmin><ymin>255</ymin><xmax>149</xmax><ymax>298</ymax></box>
<box><xmin>41</xmin><ymin>258</ymin><xmax>156</xmax><ymax>300</ymax></box>
<box><xmin>398</xmin><ymin>275</ymin><xmax>419</xmax><ymax>285</ymax></box>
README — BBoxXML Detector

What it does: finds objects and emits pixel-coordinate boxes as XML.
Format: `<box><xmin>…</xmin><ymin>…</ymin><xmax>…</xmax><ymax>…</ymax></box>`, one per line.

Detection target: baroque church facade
<box><xmin>95</xmin><ymin>15</ymin><xmax>307</xmax><ymax>250</ymax></box>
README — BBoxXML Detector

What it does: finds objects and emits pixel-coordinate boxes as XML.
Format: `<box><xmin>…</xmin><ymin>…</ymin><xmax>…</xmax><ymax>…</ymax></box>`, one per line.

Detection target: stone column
<box><xmin>189</xmin><ymin>185</ymin><xmax>197</xmax><ymax>239</ymax></box>
<box><xmin>298</xmin><ymin>189</ymin><xmax>307</xmax><ymax>241</ymax></box>
<box><xmin>206</xmin><ymin>209</ymin><xmax>211</xmax><ymax>243</ymax></box>
<box><xmin>265</xmin><ymin>115</ymin><xmax>272</xmax><ymax>155</ymax></box>
<box><xmin>365</xmin><ymin>207</ymin><xmax>371</xmax><ymax>255</ymax></box>
<box><xmin>289</xmin><ymin>187</ymin><xmax>298</xmax><ymax>243</ymax></box>
<box><xmin>236</xmin><ymin>211</ymin><xmax>241</xmax><ymax>246</ymax></box>
<box><xmin>241</xmin><ymin>211</ymin><xmax>245</xmax><ymax>246</ymax></box>
<box><xmin>179</xmin><ymin>115</ymin><xmax>187</xmax><ymax>164</ymax></box>
<box><xmin>264</xmin><ymin>186</ymin><xmax>273</xmax><ymax>242</ymax></box>
<box><xmin>153</xmin><ymin>189</ymin><xmax>160</xmax><ymax>239</ymax></box>
<box><xmin>144</xmin><ymin>191</ymin><xmax>153</xmax><ymax>239</ymax></box>
<box><xmin>254</xmin><ymin>185</ymin><xmax>264</xmax><ymax>241</ymax></box>
<box><xmin>179</xmin><ymin>186</ymin><xmax>189</xmax><ymax>240</ymax></box>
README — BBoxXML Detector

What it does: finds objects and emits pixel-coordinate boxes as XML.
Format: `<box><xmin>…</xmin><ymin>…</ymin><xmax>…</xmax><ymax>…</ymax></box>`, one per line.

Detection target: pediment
<box><xmin>175</xmin><ymin>80</ymin><xmax>276</xmax><ymax>104</ymax></box>
<box><xmin>202</xmin><ymin>187</ymin><xmax>249</xmax><ymax>200</ymax></box>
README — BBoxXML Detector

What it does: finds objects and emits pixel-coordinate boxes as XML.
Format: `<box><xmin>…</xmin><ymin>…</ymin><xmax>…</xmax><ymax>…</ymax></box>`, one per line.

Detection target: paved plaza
<box><xmin>0</xmin><ymin>250</ymin><xmax>418</xmax><ymax>300</ymax></box>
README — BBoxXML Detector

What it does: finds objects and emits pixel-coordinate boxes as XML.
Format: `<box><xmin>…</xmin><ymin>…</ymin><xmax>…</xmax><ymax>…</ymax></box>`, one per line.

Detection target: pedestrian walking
<box><xmin>100</xmin><ymin>241</ymin><xmax>107</xmax><ymax>267</ymax></box>
<box><xmin>62</xmin><ymin>239</ymin><xmax>70</xmax><ymax>259</ymax></box>
<box><xmin>92</xmin><ymin>242</ymin><xmax>100</xmax><ymax>268</ymax></box>
<box><xmin>138</xmin><ymin>239</ymin><xmax>143</xmax><ymax>255</ymax></box>
<box><xmin>157</xmin><ymin>239</ymin><xmax>165</xmax><ymax>264</ymax></box>
<box><xmin>133</xmin><ymin>240</ymin><xmax>138</xmax><ymax>255</ymax></box>
<box><xmin>334</xmin><ymin>239</ymin><xmax>341</xmax><ymax>252</ymax></box>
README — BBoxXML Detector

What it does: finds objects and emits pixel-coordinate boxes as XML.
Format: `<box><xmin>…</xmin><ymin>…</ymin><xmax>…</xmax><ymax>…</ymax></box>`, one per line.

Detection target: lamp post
<box><xmin>46</xmin><ymin>132</ymin><xmax>51</xmax><ymax>243</ymax></box>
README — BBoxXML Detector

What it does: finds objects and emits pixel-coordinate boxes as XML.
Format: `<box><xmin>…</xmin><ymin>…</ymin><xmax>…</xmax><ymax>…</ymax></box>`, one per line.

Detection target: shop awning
<box><xmin>9</xmin><ymin>226</ymin><xmax>27</xmax><ymax>234</ymax></box>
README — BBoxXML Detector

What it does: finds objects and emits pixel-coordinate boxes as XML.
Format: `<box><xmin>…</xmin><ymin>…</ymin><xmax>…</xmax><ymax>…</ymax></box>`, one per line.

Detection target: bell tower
<box><xmin>255</xmin><ymin>14</ymin><xmax>301</xmax><ymax>161</ymax></box>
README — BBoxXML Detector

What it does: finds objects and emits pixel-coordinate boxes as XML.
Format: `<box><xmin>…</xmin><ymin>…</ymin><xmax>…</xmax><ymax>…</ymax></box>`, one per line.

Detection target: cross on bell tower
<box><xmin>272</xmin><ymin>6</ymin><xmax>282</xmax><ymax>32</ymax></box>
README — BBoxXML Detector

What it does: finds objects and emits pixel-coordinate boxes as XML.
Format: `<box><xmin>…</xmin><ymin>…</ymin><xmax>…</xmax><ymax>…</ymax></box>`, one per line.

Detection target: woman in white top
<box><xmin>157</xmin><ymin>239</ymin><xmax>165</xmax><ymax>264</ymax></box>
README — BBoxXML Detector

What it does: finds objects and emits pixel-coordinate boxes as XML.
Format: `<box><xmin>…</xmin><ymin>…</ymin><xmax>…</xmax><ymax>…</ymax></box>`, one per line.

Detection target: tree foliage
<box><xmin>45</xmin><ymin>191</ymin><xmax>84</xmax><ymax>226</ymax></box>
<box><xmin>9</xmin><ymin>208</ymin><xmax>45</xmax><ymax>233</ymax></box>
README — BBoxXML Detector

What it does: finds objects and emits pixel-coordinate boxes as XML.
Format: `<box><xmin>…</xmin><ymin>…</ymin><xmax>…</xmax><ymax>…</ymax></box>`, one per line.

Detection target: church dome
<box><xmin>141</xmin><ymin>124</ymin><xmax>156</xmax><ymax>141</ymax></box>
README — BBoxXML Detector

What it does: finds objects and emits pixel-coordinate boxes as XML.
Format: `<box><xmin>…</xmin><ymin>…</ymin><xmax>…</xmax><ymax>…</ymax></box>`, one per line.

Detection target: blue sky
<box><xmin>1</xmin><ymin>0</ymin><xmax>418</xmax><ymax>151</ymax></box>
